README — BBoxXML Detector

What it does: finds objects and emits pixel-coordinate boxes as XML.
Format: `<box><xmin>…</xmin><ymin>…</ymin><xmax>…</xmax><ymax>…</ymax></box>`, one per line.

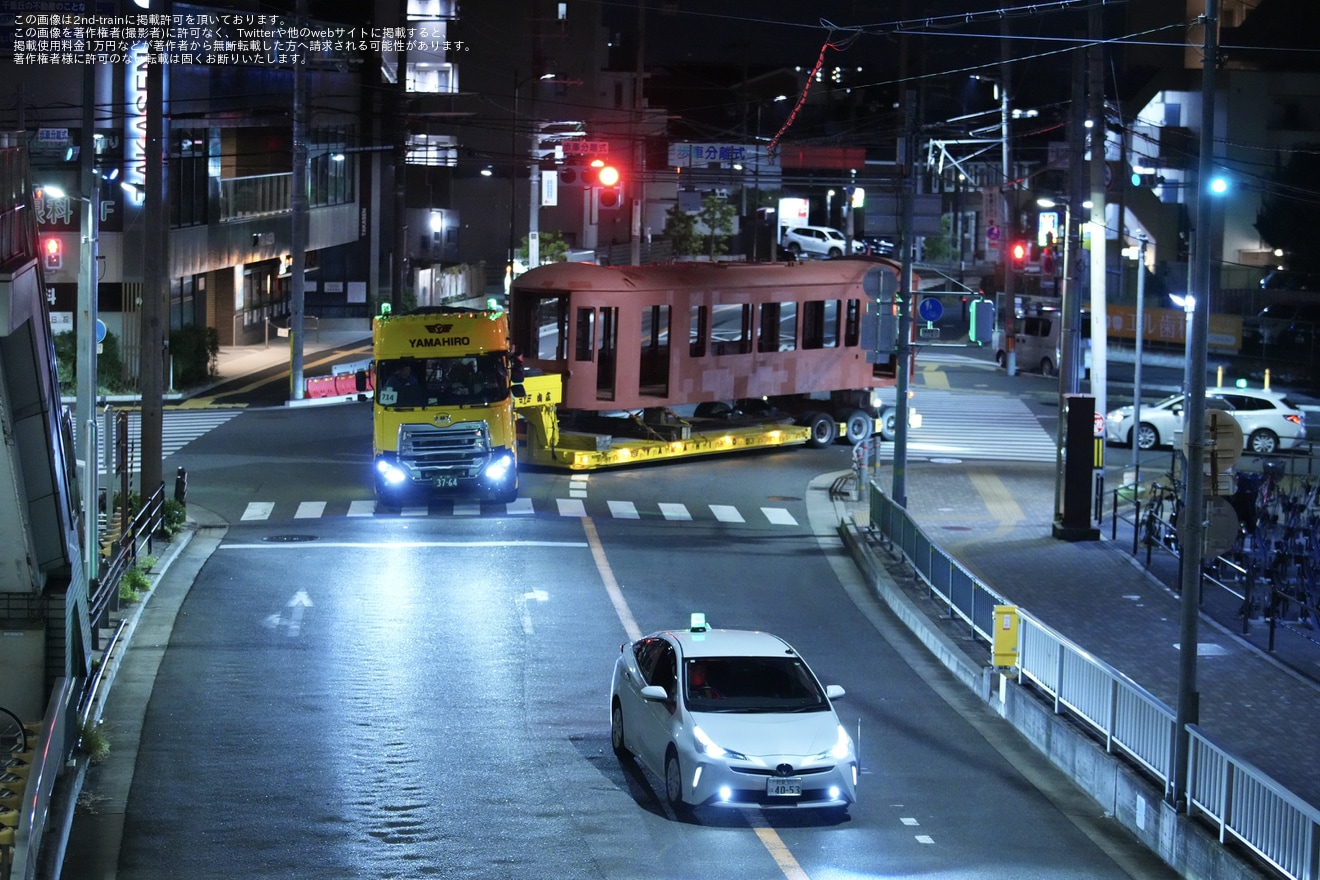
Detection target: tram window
<box><xmin>689</xmin><ymin>305</ymin><xmax>708</xmax><ymax>357</ymax></box>
<box><xmin>802</xmin><ymin>300</ymin><xmax>839</xmax><ymax>349</ymax></box>
<box><xmin>639</xmin><ymin>305</ymin><xmax>671</xmax><ymax>397</ymax></box>
<box><xmin>711</xmin><ymin>303</ymin><xmax>752</xmax><ymax>355</ymax></box>
<box><xmin>844</xmin><ymin>299</ymin><xmax>861</xmax><ymax>347</ymax></box>
<box><xmin>575</xmin><ymin>308</ymin><xmax>595</xmax><ymax>361</ymax></box>
<box><xmin>758</xmin><ymin>302</ymin><xmax>798</xmax><ymax>352</ymax></box>
<box><xmin>513</xmin><ymin>293</ymin><xmax>568</xmax><ymax>361</ymax></box>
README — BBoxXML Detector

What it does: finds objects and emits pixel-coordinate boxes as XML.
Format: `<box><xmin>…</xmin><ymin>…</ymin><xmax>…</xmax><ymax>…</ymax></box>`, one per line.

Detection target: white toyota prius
<box><xmin>609</xmin><ymin>614</ymin><xmax>857</xmax><ymax>814</ymax></box>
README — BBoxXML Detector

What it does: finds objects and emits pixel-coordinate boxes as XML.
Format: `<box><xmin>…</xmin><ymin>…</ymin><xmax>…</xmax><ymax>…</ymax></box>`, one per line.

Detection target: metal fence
<box><xmin>868</xmin><ymin>479</ymin><xmax>1320</xmax><ymax>880</ymax></box>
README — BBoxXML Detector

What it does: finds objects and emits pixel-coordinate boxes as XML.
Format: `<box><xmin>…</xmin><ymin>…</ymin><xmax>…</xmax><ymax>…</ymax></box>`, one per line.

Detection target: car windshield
<box><xmin>376</xmin><ymin>354</ymin><xmax>510</xmax><ymax>408</ymax></box>
<box><xmin>684</xmin><ymin>656</ymin><xmax>829</xmax><ymax>714</ymax></box>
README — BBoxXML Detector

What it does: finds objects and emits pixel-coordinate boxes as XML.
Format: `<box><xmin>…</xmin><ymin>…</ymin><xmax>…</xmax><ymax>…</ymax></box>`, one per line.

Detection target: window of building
<box><xmin>169</xmin><ymin>129</ymin><xmax>210</xmax><ymax>228</ymax></box>
<box><xmin>406</xmin><ymin>133</ymin><xmax>458</xmax><ymax>167</ymax></box>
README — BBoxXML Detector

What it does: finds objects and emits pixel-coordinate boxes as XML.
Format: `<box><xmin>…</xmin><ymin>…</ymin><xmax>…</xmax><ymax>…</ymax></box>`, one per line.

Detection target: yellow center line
<box><xmin>582</xmin><ymin>517</ymin><xmax>812</xmax><ymax>880</ymax></box>
<box><xmin>184</xmin><ymin>343</ymin><xmax>372</xmax><ymax>408</ymax></box>
<box><xmin>747</xmin><ymin>814</ymin><xmax>813</xmax><ymax>880</ymax></box>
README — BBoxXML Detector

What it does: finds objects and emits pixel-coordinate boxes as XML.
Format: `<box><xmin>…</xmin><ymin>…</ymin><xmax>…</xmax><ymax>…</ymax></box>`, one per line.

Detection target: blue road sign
<box><xmin>917</xmin><ymin>297</ymin><xmax>944</xmax><ymax>323</ymax></box>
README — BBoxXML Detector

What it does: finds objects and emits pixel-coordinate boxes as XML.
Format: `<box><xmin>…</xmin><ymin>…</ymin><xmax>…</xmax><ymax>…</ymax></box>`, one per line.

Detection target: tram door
<box><xmin>597</xmin><ymin>306</ymin><xmax>618</xmax><ymax>401</ymax></box>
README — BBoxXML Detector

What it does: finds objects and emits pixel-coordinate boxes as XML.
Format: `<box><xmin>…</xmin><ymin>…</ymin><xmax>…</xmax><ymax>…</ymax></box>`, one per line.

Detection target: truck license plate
<box><xmin>767</xmin><ymin>778</ymin><xmax>802</xmax><ymax>797</ymax></box>
<box><xmin>433</xmin><ymin>476</ymin><xmax>458</xmax><ymax>488</ymax></box>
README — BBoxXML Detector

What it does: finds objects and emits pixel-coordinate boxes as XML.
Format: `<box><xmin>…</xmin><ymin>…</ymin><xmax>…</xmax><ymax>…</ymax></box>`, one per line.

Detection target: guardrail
<box><xmin>89</xmin><ymin>482</ymin><xmax>165</xmax><ymax>650</ymax></box>
<box><xmin>867</xmin><ymin>479</ymin><xmax>1320</xmax><ymax>880</ymax></box>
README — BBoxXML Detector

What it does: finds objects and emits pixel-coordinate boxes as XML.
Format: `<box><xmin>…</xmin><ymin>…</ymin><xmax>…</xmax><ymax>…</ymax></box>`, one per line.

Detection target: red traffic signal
<box><xmin>1009</xmin><ymin>240</ymin><xmax>1028</xmax><ymax>265</ymax></box>
<box><xmin>588</xmin><ymin>159</ymin><xmax>624</xmax><ymax>209</ymax></box>
<box><xmin>43</xmin><ymin>237</ymin><xmax>63</xmax><ymax>271</ymax></box>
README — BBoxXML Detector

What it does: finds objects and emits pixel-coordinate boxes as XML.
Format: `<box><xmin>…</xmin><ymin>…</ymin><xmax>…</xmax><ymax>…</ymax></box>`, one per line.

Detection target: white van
<box><xmin>994</xmin><ymin>297</ymin><xmax>1090</xmax><ymax>377</ymax></box>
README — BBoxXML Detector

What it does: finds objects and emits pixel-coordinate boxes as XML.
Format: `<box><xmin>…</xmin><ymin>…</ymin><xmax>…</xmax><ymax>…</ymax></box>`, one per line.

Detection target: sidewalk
<box><xmin>853</xmin><ymin>457</ymin><xmax>1320</xmax><ymax>815</ymax></box>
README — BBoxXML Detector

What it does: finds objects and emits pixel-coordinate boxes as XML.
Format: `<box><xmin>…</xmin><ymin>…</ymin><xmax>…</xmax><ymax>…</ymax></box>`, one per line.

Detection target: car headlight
<box><xmin>812</xmin><ymin>725</ymin><xmax>853</xmax><ymax>761</ymax></box>
<box><xmin>693</xmin><ymin>725</ymin><xmax>749</xmax><ymax>761</ymax></box>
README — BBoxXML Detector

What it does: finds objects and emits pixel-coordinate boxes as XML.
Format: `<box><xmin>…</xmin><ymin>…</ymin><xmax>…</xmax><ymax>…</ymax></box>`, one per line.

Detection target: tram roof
<box><xmin>510</xmin><ymin>258</ymin><xmax>905</xmax><ymax>294</ymax></box>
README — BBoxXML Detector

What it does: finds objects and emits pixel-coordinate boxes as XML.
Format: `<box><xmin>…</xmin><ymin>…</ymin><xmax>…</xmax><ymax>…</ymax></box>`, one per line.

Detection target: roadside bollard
<box><xmin>174</xmin><ymin>466</ymin><xmax>188</xmax><ymax>507</ymax></box>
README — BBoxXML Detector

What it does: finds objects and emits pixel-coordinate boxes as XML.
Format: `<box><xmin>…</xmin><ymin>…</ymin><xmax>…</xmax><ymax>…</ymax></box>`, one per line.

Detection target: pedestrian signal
<box><xmin>970</xmin><ymin>298</ymin><xmax>994</xmax><ymax>344</ymax></box>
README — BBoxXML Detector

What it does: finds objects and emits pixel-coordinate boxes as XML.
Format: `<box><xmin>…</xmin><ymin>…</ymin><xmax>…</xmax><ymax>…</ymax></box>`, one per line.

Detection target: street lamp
<box><xmin>42</xmin><ymin>181</ymin><xmax>99</xmax><ymax>590</ymax></box>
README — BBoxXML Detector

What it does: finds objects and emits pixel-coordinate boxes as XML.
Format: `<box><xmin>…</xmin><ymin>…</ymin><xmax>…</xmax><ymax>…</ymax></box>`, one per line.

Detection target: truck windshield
<box><xmin>376</xmin><ymin>354</ymin><xmax>510</xmax><ymax>408</ymax></box>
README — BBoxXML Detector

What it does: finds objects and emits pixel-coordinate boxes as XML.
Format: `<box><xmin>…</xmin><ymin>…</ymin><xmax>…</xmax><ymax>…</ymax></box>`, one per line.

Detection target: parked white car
<box><xmin>780</xmin><ymin>226</ymin><xmax>863</xmax><ymax>259</ymax></box>
<box><xmin>1105</xmin><ymin>387</ymin><xmax>1306</xmax><ymax>454</ymax></box>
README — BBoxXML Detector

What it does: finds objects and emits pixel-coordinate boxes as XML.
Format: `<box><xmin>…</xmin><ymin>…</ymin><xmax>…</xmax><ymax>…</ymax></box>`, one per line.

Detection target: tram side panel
<box><xmin>509</xmin><ymin>262</ymin><xmax>909</xmax><ymax>467</ymax></box>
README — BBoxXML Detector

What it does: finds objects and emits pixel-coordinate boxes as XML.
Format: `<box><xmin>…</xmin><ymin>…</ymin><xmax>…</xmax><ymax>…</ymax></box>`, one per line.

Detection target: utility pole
<box><xmin>892</xmin><ymin>90</ymin><xmax>917</xmax><ymax>510</ymax></box>
<box><xmin>1087</xmin><ymin>2</ymin><xmax>1108</xmax><ymax>424</ymax></box>
<box><xmin>1173</xmin><ymin>0</ymin><xmax>1218</xmax><ymax>812</ymax></box>
<box><xmin>1000</xmin><ymin>19</ymin><xmax>1016</xmax><ymax>377</ymax></box>
<box><xmin>140</xmin><ymin>27</ymin><xmax>166</xmax><ymax>498</ymax></box>
<box><xmin>289</xmin><ymin>0</ymin><xmax>308</xmax><ymax>400</ymax></box>
<box><xmin>629</xmin><ymin>0</ymin><xmax>646</xmax><ymax>266</ymax></box>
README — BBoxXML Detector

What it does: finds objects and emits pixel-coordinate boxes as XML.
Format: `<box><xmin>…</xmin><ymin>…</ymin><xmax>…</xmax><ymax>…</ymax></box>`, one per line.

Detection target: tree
<box><xmin>699</xmin><ymin>195</ymin><xmax>737</xmax><ymax>259</ymax></box>
<box><xmin>662</xmin><ymin>203</ymin><xmax>700</xmax><ymax>257</ymax></box>
<box><xmin>517</xmin><ymin>231</ymin><xmax>569</xmax><ymax>266</ymax></box>
<box><xmin>1255</xmin><ymin>146</ymin><xmax>1320</xmax><ymax>273</ymax></box>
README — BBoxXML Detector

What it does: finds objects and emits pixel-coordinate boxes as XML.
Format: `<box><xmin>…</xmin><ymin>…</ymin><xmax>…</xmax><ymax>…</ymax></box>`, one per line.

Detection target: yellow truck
<box><xmin>371</xmin><ymin>306</ymin><xmax>523</xmax><ymax>504</ymax></box>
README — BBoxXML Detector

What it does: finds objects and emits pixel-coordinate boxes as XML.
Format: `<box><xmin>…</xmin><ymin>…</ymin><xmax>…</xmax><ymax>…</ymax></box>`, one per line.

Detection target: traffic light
<box><xmin>43</xmin><ymin>237</ymin><xmax>62</xmax><ymax>271</ymax></box>
<box><xmin>1131</xmin><ymin>172</ymin><xmax>1165</xmax><ymax>188</ymax></box>
<box><xmin>1009</xmin><ymin>240</ymin><xmax>1028</xmax><ymax>267</ymax></box>
<box><xmin>597</xmin><ymin>165</ymin><xmax>623</xmax><ymax>209</ymax></box>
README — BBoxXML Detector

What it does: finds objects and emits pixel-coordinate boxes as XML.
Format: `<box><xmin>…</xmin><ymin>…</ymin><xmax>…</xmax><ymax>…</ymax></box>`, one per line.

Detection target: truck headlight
<box><xmin>483</xmin><ymin>452</ymin><xmax>514</xmax><ymax>482</ymax></box>
<box><xmin>375</xmin><ymin>459</ymin><xmax>407</xmax><ymax>486</ymax></box>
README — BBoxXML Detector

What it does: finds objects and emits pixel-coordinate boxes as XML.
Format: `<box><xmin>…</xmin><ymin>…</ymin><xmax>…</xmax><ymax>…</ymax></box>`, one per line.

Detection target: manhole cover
<box><xmin>928</xmin><ymin>457</ymin><xmax>964</xmax><ymax>464</ymax></box>
<box><xmin>767</xmin><ymin>496</ymin><xmax>801</xmax><ymax>502</ymax></box>
<box><xmin>263</xmin><ymin>535</ymin><xmax>318</xmax><ymax>543</ymax></box>
<box><xmin>941</xmin><ymin>526</ymin><xmax>972</xmax><ymax>531</ymax></box>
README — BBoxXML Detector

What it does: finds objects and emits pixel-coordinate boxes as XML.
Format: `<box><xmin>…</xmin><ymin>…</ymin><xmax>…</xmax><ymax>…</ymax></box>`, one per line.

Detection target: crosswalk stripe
<box><xmin>557</xmin><ymin>498</ymin><xmax>587</xmax><ymax>518</ymax></box>
<box><xmin>233</xmin><ymin>498</ymin><xmax>808</xmax><ymax>526</ymax></box>
<box><xmin>608</xmin><ymin>500</ymin><xmax>640</xmax><ymax>519</ymax></box>
<box><xmin>710</xmin><ymin>504</ymin><xmax>744</xmax><ymax>523</ymax></box>
<box><xmin>294</xmin><ymin>501</ymin><xmax>325</xmax><ymax>519</ymax></box>
<box><xmin>875</xmin><ymin>389</ymin><xmax>1057</xmax><ymax>462</ymax></box>
<box><xmin>96</xmin><ymin>409</ymin><xmax>241</xmax><ymax>473</ymax></box>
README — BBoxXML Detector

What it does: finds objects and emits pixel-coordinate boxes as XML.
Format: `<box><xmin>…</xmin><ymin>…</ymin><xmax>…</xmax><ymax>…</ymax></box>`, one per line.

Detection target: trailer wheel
<box><xmin>881</xmin><ymin>409</ymin><xmax>898</xmax><ymax>441</ymax></box>
<box><xmin>802</xmin><ymin>412</ymin><xmax>838</xmax><ymax>448</ymax></box>
<box><xmin>841</xmin><ymin>408</ymin><xmax>872</xmax><ymax>444</ymax></box>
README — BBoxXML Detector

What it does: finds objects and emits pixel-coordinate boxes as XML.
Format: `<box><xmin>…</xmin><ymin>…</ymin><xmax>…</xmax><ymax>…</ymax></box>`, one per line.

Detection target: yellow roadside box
<box><xmin>992</xmin><ymin>605</ymin><xmax>1019</xmax><ymax>668</ymax></box>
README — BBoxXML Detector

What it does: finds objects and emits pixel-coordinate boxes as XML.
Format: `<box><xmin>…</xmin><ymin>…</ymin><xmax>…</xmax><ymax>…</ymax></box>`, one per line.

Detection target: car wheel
<box><xmin>840</xmin><ymin>408</ymin><xmax>872</xmax><ymax>444</ymax></box>
<box><xmin>828</xmin><ymin>247</ymin><xmax>842</xmax><ymax>258</ymax></box>
<box><xmin>1135</xmin><ymin>423</ymin><xmax>1159</xmax><ymax>451</ymax></box>
<box><xmin>1249</xmin><ymin>429</ymin><xmax>1279</xmax><ymax>455</ymax></box>
<box><xmin>1040</xmin><ymin>358</ymin><xmax>1055</xmax><ymax>377</ymax></box>
<box><xmin>664</xmin><ymin>748</ymin><xmax>687</xmax><ymax>812</ymax></box>
<box><xmin>802</xmin><ymin>411</ymin><xmax>838</xmax><ymax>448</ymax></box>
<box><xmin>610</xmin><ymin>700</ymin><xmax>630</xmax><ymax>758</ymax></box>
<box><xmin>786</xmin><ymin>242</ymin><xmax>800</xmax><ymax>254</ymax></box>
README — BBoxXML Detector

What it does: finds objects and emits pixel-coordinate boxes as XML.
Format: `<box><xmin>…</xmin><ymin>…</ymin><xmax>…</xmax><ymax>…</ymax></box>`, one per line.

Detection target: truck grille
<box><xmin>398</xmin><ymin>421</ymin><xmax>491</xmax><ymax>479</ymax></box>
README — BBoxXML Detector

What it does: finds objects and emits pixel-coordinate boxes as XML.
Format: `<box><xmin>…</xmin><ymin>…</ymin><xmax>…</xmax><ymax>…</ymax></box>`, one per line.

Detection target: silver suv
<box><xmin>780</xmin><ymin>226</ymin><xmax>862</xmax><ymax>259</ymax></box>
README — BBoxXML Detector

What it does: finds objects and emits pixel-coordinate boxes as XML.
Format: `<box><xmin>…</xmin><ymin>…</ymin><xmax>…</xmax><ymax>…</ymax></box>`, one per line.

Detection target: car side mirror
<box><xmin>640</xmin><ymin>685</ymin><xmax>668</xmax><ymax>702</ymax></box>
<box><xmin>825</xmin><ymin>685</ymin><xmax>846</xmax><ymax>701</ymax></box>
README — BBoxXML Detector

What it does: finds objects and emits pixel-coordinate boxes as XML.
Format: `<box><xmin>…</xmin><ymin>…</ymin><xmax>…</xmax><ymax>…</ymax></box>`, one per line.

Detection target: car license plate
<box><xmin>767</xmin><ymin>778</ymin><xmax>802</xmax><ymax>797</ymax></box>
<box><xmin>433</xmin><ymin>476</ymin><xmax>458</xmax><ymax>488</ymax></box>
